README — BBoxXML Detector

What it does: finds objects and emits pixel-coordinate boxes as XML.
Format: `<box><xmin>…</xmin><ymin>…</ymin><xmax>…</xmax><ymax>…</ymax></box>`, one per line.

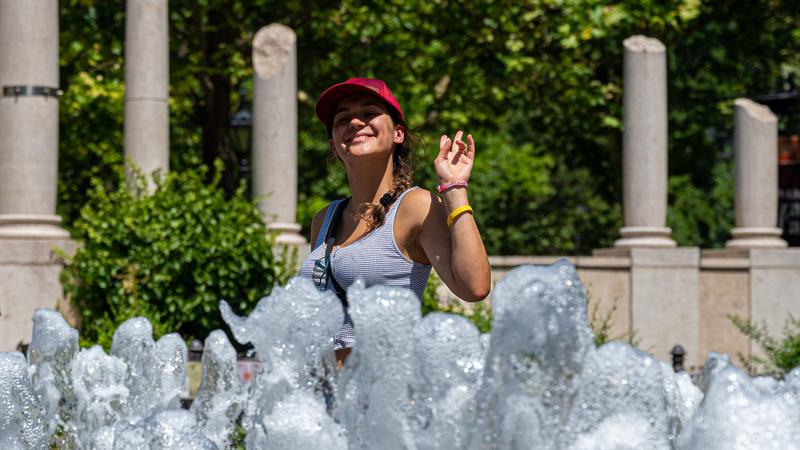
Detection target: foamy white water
<box><xmin>0</xmin><ymin>352</ymin><xmax>47</xmax><ymax>449</ymax></box>
<box><xmin>0</xmin><ymin>260</ymin><xmax>798</xmax><ymax>449</ymax></box>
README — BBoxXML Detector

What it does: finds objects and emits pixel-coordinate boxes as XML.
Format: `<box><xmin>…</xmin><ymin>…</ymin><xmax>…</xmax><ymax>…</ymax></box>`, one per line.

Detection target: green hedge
<box><xmin>61</xmin><ymin>162</ymin><xmax>289</xmax><ymax>348</ymax></box>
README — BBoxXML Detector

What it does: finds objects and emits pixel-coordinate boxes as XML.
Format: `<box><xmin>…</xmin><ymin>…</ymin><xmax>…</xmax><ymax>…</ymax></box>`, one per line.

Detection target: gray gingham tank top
<box><xmin>298</xmin><ymin>187</ymin><xmax>432</xmax><ymax>350</ymax></box>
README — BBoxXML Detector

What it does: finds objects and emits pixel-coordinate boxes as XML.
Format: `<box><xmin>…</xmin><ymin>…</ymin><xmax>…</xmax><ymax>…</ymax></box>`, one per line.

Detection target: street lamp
<box><xmin>230</xmin><ymin>85</ymin><xmax>252</xmax><ymax>194</ymax></box>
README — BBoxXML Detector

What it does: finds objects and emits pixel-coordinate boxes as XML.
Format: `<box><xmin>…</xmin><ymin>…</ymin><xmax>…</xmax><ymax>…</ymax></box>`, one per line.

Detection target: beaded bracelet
<box><xmin>447</xmin><ymin>205</ymin><xmax>473</xmax><ymax>228</ymax></box>
<box><xmin>437</xmin><ymin>181</ymin><xmax>468</xmax><ymax>193</ymax></box>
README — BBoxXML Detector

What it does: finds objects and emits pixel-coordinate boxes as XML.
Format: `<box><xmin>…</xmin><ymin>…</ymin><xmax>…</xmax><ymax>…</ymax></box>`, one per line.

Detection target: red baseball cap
<box><xmin>315</xmin><ymin>78</ymin><xmax>405</xmax><ymax>130</ymax></box>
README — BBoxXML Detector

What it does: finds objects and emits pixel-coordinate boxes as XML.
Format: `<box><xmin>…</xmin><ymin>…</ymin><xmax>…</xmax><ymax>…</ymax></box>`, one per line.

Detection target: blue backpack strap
<box><xmin>314</xmin><ymin>199</ymin><xmax>343</xmax><ymax>249</ymax></box>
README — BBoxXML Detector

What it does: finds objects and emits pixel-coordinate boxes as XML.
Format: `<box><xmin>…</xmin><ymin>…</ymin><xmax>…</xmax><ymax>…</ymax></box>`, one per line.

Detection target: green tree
<box><xmin>58</xmin><ymin>0</ymin><xmax>800</xmax><ymax>254</ymax></box>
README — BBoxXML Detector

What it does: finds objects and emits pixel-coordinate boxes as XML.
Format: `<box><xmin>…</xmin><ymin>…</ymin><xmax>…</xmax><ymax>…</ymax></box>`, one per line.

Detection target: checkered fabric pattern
<box><xmin>298</xmin><ymin>188</ymin><xmax>431</xmax><ymax>350</ymax></box>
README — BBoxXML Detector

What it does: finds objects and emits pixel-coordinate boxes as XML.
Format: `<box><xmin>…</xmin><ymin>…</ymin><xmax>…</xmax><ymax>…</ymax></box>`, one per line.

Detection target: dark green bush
<box><xmin>61</xmin><ymin>162</ymin><xmax>285</xmax><ymax>348</ymax></box>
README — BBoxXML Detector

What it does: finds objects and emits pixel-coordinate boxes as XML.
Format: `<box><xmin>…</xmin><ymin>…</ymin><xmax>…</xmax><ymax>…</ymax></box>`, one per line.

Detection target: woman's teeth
<box><xmin>351</xmin><ymin>135</ymin><xmax>373</xmax><ymax>143</ymax></box>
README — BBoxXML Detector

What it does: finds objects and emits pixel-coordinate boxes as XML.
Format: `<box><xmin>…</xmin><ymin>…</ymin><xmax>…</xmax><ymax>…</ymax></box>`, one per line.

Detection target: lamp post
<box><xmin>230</xmin><ymin>86</ymin><xmax>252</xmax><ymax>195</ymax></box>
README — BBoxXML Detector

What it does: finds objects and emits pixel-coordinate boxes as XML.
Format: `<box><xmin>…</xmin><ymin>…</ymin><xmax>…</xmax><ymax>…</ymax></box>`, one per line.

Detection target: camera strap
<box><xmin>323</xmin><ymin>197</ymin><xmax>351</xmax><ymax>307</ymax></box>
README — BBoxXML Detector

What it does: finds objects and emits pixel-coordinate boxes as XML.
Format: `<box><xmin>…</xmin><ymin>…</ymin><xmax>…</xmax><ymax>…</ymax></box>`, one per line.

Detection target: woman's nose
<box><xmin>348</xmin><ymin>115</ymin><xmax>366</xmax><ymax>128</ymax></box>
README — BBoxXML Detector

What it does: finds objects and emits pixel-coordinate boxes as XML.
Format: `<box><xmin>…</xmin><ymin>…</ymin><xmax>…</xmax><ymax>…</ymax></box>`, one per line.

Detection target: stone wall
<box><xmin>0</xmin><ymin>240</ymin><xmax>76</xmax><ymax>351</ymax></box>
<box><xmin>469</xmin><ymin>249</ymin><xmax>800</xmax><ymax>371</ymax></box>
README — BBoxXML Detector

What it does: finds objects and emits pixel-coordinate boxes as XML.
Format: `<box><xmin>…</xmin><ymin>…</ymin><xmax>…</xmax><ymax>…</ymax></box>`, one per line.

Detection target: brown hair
<box><xmin>328</xmin><ymin>112</ymin><xmax>424</xmax><ymax>231</ymax></box>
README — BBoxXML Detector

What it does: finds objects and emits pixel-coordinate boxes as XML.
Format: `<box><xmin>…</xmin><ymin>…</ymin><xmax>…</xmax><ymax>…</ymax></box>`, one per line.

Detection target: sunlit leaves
<box><xmin>58</xmin><ymin>0</ymin><xmax>800</xmax><ymax>256</ymax></box>
<box><xmin>61</xmin><ymin>164</ymin><xmax>283</xmax><ymax>348</ymax></box>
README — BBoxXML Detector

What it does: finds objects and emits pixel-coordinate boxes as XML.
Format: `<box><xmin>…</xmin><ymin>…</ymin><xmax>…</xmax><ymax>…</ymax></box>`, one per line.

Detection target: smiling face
<box><xmin>328</xmin><ymin>94</ymin><xmax>405</xmax><ymax>162</ymax></box>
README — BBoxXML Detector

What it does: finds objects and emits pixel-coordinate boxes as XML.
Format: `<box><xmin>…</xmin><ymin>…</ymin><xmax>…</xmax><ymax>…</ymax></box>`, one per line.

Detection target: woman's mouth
<box><xmin>349</xmin><ymin>134</ymin><xmax>374</xmax><ymax>144</ymax></box>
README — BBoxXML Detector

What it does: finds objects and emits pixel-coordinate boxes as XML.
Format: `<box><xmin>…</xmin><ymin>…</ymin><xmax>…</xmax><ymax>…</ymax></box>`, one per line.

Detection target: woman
<box><xmin>299</xmin><ymin>78</ymin><xmax>491</xmax><ymax>367</ymax></box>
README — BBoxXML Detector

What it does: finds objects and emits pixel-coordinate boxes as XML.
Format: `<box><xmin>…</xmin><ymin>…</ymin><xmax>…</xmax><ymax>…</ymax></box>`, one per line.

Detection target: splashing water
<box><xmin>677</xmin><ymin>353</ymin><xmax>800</xmax><ymax>449</ymax></box>
<box><xmin>1</xmin><ymin>260</ymin><xmax>799</xmax><ymax>449</ymax></box>
<box><xmin>219</xmin><ymin>277</ymin><xmax>344</xmax><ymax>448</ymax></box>
<box><xmin>26</xmin><ymin>309</ymin><xmax>79</xmax><ymax>438</ymax></box>
<box><xmin>0</xmin><ymin>352</ymin><xmax>47</xmax><ymax>449</ymax></box>
<box><xmin>189</xmin><ymin>330</ymin><xmax>245</xmax><ymax>448</ymax></box>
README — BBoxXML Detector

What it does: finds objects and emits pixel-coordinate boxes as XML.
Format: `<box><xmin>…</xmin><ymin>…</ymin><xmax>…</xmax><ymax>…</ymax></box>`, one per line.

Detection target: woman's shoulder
<box><xmin>397</xmin><ymin>188</ymin><xmax>444</xmax><ymax>224</ymax></box>
<box><xmin>310</xmin><ymin>204</ymin><xmax>332</xmax><ymax>246</ymax></box>
<box><xmin>312</xmin><ymin>204</ymin><xmax>331</xmax><ymax>224</ymax></box>
<box><xmin>402</xmin><ymin>187</ymin><xmax>435</xmax><ymax>207</ymax></box>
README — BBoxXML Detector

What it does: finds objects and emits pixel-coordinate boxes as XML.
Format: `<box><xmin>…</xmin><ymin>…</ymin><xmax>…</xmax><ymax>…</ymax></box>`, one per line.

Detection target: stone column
<box><xmin>0</xmin><ymin>0</ymin><xmax>68</xmax><ymax>239</ymax></box>
<box><xmin>726</xmin><ymin>98</ymin><xmax>787</xmax><ymax>248</ymax></box>
<box><xmin>252</xmin><ymin>24</ymin><xmax>306</xmax><ymax>245</ymax></box>
<box><xmin>124</xmin><ymin>0</ymin><xmax>169</xmax><ymax>182</ymax></box>
<box><xmin>0</xmin><ymin>0</ymin><xmax>74</xmax><ymax>350</ymax></box>
<box><xmin>614</xmin><ymin>36</ymin><xmax>676</xmax><ymax>248</ymax></box>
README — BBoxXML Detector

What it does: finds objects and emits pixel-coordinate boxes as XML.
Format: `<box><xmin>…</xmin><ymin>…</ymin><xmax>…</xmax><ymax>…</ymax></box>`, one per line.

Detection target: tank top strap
<box><xmin>314</xmin><ymin>199</ymin><xmax>344</xmax><ymax>249</ymax></box>
<box><xmin>384</xmin><ymin>187</ymin><xmax>419</xmax><ymax>226</ymax></box>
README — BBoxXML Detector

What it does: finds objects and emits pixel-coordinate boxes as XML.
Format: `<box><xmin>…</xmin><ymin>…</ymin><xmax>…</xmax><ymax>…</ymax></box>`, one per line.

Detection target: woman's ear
<box><xmin>329</xmin><ymin>138</ymin><xmax>340</xmax><ymax>159</ymax></box>
<box><xmin>394</xmin><ymin>124</ymin><xmax>406</xmax><ymax>144</ymax></box>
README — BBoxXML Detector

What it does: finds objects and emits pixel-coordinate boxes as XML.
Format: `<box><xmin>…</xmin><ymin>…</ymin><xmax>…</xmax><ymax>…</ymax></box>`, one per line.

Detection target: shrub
<box><xmin>730</xmin><ymin>314</ymin><xmax>800</xmax><ymax>377</ymax></box>
<box><xmin>420</xmin><ymin>273</ymin><xmax>640</xmax><ymax>343</ymax></box>
<box><xmin>61</xmin><ymin>161</ymin><xmax>286</xmax><ymax>348</ymax></box>
<box><xmin>421</xmin><ymin>272</ymin><xmax>492</xmax><ymax>334</ymax></box>
<box><xmin>589</xmin><ymin>296</ymin><xmax>639</xmax><ymax>348</ymax></box>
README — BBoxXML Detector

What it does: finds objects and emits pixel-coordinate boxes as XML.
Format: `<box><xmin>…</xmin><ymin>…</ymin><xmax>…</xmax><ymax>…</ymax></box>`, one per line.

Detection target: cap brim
<box><xmin>315</xmin><ymin>83</ymin><xmax>402</xmax><ymax>129</ymax></box>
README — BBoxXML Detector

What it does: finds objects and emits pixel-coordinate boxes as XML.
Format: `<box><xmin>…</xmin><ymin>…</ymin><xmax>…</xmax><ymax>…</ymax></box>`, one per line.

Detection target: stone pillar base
<box><xmin>267</xmin><ymin>222</ymin><xmax>307</xmax><ymax>246</ymax></box>
<box><xmin>725</xmin><ymin>227</ymin><xmax>787</xmax><ymax>248</ymax></box>
<box><xmin>590</xmin><ymin>247</ymin><xmax>701</xmax><ymax>369</ymax></box>
<box><xmin>612</xmin><ymin>226</ymin><xmax>676</xmax><ymax>248</ymax></box>
<box><xmin>268</xmin><ymin>222</ymin><xmax>310</xmax><ymax>271</ymax></box>
<box><xmin>0</xmin><ymin>214</ymin><xmax>70</xmax><ymax>240</ymax></box>
<box><xmin>0</xmin><ymin>238</ymin><xmax>78</xmax><ymax>351</ymax></box>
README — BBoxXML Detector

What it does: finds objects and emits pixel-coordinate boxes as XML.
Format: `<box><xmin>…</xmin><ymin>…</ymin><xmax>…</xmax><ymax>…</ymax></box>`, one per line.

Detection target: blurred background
<box><xmin>58</xmin><ymin>0</ymin><xmax>800</xmax><ymax>257</ymax></box>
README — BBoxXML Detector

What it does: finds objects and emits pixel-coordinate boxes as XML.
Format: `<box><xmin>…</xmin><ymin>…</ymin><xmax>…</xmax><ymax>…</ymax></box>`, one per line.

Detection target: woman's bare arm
<box><xmin>417</xmin><ymin>131</ymin><xmax>491</xmax><ymax>302</ymax></box>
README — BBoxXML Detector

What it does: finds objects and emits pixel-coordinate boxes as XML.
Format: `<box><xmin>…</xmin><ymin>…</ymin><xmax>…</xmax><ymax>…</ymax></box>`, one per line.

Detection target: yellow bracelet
<box><xmin>447</xmin><ymin>205</ymin><xmax>473</xmax><ymax>228</ymax></box>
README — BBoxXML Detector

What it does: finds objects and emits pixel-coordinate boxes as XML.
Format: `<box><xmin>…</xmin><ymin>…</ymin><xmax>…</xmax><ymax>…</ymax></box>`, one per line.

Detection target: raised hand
<box><xmin>434</xmin><ymin>130</ymin><xmax>475</xmax><ymax>185</ymax></box>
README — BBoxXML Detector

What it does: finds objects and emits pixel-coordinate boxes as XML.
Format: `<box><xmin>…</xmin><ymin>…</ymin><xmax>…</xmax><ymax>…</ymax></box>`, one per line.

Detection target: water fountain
<box><xmin>1</xmin><ymin>260</ymin><xmax>798</xmax><ymax>449</ymax></box>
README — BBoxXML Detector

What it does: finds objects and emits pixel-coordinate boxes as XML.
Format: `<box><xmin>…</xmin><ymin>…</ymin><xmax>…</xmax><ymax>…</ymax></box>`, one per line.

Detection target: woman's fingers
<box><xmin>437</xmin><ymin>135</ymin><xmax>451</xmax><ymax>160</ymax></box>
<box><xmin>448</xmin><ymin>131</ymin><xmax>465</xmax><ymax>166</ymax></box>
<box><xmin>438</xmin><ymin>131</ymin><xmax>474</xmax><ymax>166</ymax></box>
<box><xmin>453</xmin><ymin>131</ymin><xmax>465</xmax><ymax>154</ymax></box>
<box><xmin>466</xmin><ymin>134</ymin><xmax>475</xmax><ymax>158</ymax></box>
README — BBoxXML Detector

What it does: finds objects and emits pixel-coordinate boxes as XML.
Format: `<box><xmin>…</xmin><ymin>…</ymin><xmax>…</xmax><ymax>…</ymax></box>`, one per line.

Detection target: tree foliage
<box><xmin>58</xmin><ymin>0</ymin><xmax>800</xmax><ymax>254</ymax></box>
